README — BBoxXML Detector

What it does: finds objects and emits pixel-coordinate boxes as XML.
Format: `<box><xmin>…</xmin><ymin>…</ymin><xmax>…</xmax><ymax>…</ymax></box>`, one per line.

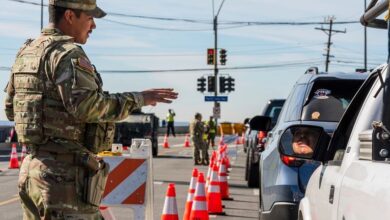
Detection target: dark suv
<box><xmin>114</xmin><ymin>113</ymin><xmax>159</xmax><ymax>157</ymax></box>
<box><xmin>253</xmin><ymin>68</ymin><xmax>367</xmax><ymax>220</ymax></box>
<box><xmin>245</xmin><ymin>99</ymin><xmax>285</xmax><ymax>187</ymax></box>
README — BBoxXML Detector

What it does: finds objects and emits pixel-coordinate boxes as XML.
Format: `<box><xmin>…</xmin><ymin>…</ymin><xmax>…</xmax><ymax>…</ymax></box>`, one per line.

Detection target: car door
<box><xmin>337</xmin><ymin>68</ymin><xmax>390</xmax><ymax>219</ymax></box>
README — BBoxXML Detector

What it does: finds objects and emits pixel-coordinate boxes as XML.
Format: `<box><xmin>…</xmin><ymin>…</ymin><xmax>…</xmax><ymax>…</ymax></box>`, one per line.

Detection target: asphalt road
<box><xmin>0</xmin><ymin>135</ymin><xmax>259</xmax><ymax>219</ymax></box>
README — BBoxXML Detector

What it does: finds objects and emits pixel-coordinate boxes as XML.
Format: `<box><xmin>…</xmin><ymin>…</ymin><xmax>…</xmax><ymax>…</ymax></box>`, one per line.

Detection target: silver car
<box><xmin>256</xmin><ymin>68</ymin><xmax>367</xmax><ymax>220</ymax></box>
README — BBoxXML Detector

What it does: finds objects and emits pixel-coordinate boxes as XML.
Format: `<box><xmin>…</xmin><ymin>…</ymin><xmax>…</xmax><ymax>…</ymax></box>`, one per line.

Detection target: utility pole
<box><xmin>40</xmin><ymin>0</ymin><xmax>43</xmax><ymax>30</ymax></box>
<box><xmin>212</xmin><ymin>0</ymin><xmax>226</xmax><ymax>126</ymax></box>
<box><xmin>364</xmin><ymin>0</ymin><xmax>368</xmax><ymax>71</ymax></box>
<box><xmin>315</xmin><ymin>16</ymin><xmax>346</xmax><ymax>72</ymax></box>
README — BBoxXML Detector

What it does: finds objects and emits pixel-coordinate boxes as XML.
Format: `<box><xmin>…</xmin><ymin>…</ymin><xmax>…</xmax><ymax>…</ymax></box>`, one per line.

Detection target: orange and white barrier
<box><xmin>100</xmin><ymin>139</ymin><xmax>154</xmax><ymax>220</ymax></box>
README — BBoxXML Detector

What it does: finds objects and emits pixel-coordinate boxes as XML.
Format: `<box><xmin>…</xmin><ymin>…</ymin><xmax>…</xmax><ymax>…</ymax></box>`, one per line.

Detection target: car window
<box><xmin>285</xmin><ymin>84</ymin><xmax>306</xmax><ymax>122</ymax></box>
<box><xmin>344</xmin><ymin>77</ymin><xmax>383</xmax><ymax>160</ymax></box>
<box><xmin>301</xmin><ymin>79</ymin><xmax>363</xmax><ymax>122</ymax></box>
<box><xmin>269</xmin><ymin>107</ymin><xmax>282</xmax><ymax>123</ymax></box>
<box><xmin>324</xmin><ymin>69</ymin><xmax>381</xmax><ymax>162</ymax></box>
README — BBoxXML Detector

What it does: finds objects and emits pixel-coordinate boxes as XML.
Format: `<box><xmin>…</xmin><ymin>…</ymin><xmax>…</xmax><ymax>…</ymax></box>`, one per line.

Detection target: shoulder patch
<box><xmin>77</xmin><ymin>57</ymin><xmax>94</xmax><ymax>74</ymax></box>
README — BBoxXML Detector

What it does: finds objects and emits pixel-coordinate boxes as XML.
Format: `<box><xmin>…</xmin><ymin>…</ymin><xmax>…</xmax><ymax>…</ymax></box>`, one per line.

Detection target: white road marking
<box><xmin>253</xmin><ymin>189</ymin><xmax>259</xmax><ymax>196</ymax></box>
<box><xmin>154</xmin><ymin>181</ymin><xmax>164</xmax><ymax>185</ymax></box>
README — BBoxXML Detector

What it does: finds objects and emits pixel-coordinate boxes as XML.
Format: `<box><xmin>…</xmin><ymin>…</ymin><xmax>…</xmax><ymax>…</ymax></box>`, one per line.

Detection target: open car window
<box><xmin>301</xmin><ymin>79</ymin><xmax>364</xmax><ymax>122</ymax></box>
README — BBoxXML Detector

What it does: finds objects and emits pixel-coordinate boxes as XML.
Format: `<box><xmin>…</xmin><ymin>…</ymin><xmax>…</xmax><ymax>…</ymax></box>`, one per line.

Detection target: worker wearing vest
<box><xmin>207</xmin><ymin>116</ymin><xmax>217</xmax><ymax>148</ymax></box>
<box><xmin>166</xmin><ymin>109</ymin><xmax>176</xmax><ymax>137</ymax></box>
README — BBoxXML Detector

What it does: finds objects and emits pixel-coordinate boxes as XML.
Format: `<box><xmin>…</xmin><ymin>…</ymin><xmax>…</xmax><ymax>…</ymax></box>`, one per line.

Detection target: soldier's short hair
<box><xmin>195</xmin><ymin>113</ymin><xmax>202</xmax><ymax>119</ymax></box>
<box><xmin>49</xmin><ymin>5</ymin><xmax>82</xmax><ymax>24</ymax></box>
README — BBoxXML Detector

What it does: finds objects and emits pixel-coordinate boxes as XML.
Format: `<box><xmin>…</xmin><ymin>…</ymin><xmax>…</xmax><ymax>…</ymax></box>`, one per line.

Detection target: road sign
<box><xmin>213</xmin><ymin>106</ymin><xmax>221</xmax><ymax>119</ymax></box>
<box><xmin>204</xmin><ymin>96</ymin><xmax>228</xmax><ymax>102</ymax></box>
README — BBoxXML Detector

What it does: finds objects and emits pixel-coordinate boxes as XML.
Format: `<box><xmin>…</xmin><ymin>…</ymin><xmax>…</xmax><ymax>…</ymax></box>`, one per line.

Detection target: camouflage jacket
<box><xmin>4</xmin><ymin>28</ymin><xmax>144</xmax><ymax>149</ymax></box>
<box><xmin>190</xmin><ymin>119</ymin><xmax>204</xmax><ymax>140</ymax></box>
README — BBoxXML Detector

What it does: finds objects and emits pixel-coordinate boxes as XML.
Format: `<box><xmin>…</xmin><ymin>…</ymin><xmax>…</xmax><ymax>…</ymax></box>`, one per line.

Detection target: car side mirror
<box><xmin>278</xmin><ymin>125</ymin><xmax>330</xmax><ymax>160</ymax></box>
<box><xmin>249</xmin><ymin>115</ymin><xmax>272</xmax><ymax>131</ymax></box>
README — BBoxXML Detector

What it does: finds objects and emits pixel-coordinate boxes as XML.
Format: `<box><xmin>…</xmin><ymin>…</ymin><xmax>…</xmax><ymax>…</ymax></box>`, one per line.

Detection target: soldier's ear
<box><xmin>63</xmin><ymin>9</ymin><xmax>75</xmax><ymax>24</ymax></box>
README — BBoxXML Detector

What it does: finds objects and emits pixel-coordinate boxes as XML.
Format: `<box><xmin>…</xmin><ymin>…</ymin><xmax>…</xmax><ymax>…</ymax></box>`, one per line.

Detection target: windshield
<box><xmin>301</xmin><ymin>79</ymin><xmax>364</xmax><ymax>122</ymax></box>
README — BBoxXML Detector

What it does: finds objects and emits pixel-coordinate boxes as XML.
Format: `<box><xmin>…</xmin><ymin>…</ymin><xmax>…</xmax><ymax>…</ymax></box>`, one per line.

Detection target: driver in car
<box><xmin>292</xmin><ymin>127</ymin><xmax>318</xmax><ymax>157</ymax></box>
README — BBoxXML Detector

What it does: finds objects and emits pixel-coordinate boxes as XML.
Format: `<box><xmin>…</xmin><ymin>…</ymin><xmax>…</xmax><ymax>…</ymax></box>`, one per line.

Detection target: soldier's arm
<box><xmin>4</xmin><ymin>72</ymin><xmax>15</xmax><ymax>121</ymax></box>
<box><xmin>52</xmin><ymin>48</ymin><xmax>143</xmax><ymax>122</ymax></box>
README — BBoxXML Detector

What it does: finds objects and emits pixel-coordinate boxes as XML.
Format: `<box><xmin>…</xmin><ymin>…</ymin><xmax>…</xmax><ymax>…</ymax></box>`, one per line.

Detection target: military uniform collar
<box><xmin>41</xmin><ymin>27</ymin><xmax>64</xmax><ymax>36</ymax></box>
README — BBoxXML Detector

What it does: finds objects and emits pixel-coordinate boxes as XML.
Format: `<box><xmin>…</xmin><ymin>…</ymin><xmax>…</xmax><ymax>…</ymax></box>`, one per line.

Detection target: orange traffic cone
<box><xmin>20</xmin><ymin>144</ymin><xmax>27</xmax><ymax>165</ymax></box>
<box><xmin>163</xmin><ymin>134</ymin><xmax>170</xmax><ymax>148</ymax></box>
<box><xmin>190</xmin><ymin>173</ymin><xmax>209</xmax><ymax>220</ymax></box>
<box><xmin>161</xmin><ymin>183</ymin><xmax>179</xmax><ymax>220</ymax></box>
<box><xmin>219</xmin><ymin>157</ymin><xmax>233</xmax><ymax>200</ymax></box>
<box><xmin>235</xmin><ymin>134</ymin><xmax>241</xmax><ymax>145</ymax></box>
<box><xmin>207</xmin><ymin>164</ymin><xmax>225</xmax><ymax>215</ymax></box>
<box><xmin>218</xmin><ymin>135</ymin><xmax>225</xmax><ymax>146</ymax></box>
<box><xmin>99</xmin><ymin>206</ymin><xmax>116</xmax><ymax>220</ymax></box>
<box><xmin>205</xmin><ymin>160</ymin><xmax>214</xmax><ymax>193</ymax></box>
<box><xmin>9</xmin><ymin>143</ymin><xmax>19</xmax><ymax>169</ymax></box>
<box><xmin>184</xmin><ymin>134</ymin><xmax>190</xmax><ymax>147</ymax></box>
<box><xmin>183</xmin><ymin>168</ymin><xmax>198</xmax><ymax>220</ymax></box>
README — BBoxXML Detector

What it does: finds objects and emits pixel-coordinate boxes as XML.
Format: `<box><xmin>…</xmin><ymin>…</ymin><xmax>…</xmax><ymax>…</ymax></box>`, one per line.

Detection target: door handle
<box><xmin>329</xmin><ymin>185</ymin><xmax>335</xmax><ymax>204</ymax></box>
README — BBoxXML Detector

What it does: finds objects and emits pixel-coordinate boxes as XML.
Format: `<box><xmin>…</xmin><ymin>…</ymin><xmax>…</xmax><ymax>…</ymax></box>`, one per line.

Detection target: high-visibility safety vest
<box><xmin>166</xmin><ymin>113</ymin><xmax>175</xmax><ymax>122</ymax></box>
<box><xmin>207</xmin><ymin>121</ymin><xmax>216</xmax><ymax>134</ymax></box>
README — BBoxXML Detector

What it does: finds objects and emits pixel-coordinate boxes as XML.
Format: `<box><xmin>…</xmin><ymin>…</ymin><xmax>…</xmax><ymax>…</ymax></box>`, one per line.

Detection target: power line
<box><xmin>7</xmin><ymin>0</ymin><xmax>360</xmax><ymax>28</ymax></box>
<box><xmin>0</xmin><ymin>60</ymin><xmax>321</xmax><ymax>73</ymax></box>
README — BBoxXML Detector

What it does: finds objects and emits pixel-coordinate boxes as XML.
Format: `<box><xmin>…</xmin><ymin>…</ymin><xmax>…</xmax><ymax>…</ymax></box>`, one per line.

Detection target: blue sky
<box><xmin>0</xmin><ymin>0</ymin><xmax>388</xmax><ymax>123</ymax></box>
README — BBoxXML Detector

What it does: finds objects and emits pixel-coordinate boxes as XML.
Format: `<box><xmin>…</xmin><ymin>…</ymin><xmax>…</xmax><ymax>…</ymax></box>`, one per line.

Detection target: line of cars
<box><xmin>244</xmin><ymin>2</ymin><xmax>390</xmax><ymax>219</ymax></box>
<box><xmin>246</xmin><ymin>67</ymin><xmax>369</xmax><ymax>220</ymax></box>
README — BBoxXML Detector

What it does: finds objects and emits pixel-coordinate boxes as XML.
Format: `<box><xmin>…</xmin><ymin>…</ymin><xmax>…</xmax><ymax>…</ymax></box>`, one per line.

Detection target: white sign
<box><xmin>213</xmin><ymin>106</ymin><xmax>221</xmax><ymax>119</ymax></box>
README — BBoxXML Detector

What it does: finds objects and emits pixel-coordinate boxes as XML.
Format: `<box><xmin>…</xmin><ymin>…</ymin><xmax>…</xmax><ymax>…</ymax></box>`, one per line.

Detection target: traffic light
<box><xmin>226</xmin><ymin>77</ymin><xmax>235</xmax><ymax>92</ymax></box>
<box><xmin>207</xmin><ymin>48</ymin><xmax>215</xmax><ymax>65</ymax></box>
<box><xmin>219</xmin><ymin>76</ymin><xmax>227</xmax><ymax>93</ymax></box>
<box><xmin>207</xmin><ymin>76</ymin><xmax>215</xmax><ymax>92</ymax></box>
<box><xmin>220</xmin><ymin>49</ymin><xmax>227</xmax><ymax>65</ymax></box>
<box><xmin>197</xmin><ymin>77</ymin><xmax>206</xmax><ymax>93</ymax></box>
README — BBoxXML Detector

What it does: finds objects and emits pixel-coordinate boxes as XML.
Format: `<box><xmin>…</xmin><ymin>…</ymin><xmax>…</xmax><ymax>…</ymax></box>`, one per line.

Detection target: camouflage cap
<box><xmin>49</xmin><ymin>0</ymin><xmax>106</xmax><ymax>18</ymax></box>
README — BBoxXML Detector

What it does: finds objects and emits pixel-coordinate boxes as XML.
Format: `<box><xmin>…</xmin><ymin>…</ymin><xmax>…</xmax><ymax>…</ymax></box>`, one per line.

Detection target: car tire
<box><xmin>245</xmin><ymin>149</ymin><xmax>250</xmax><ymax>180</ymax></box>
<box><xmin>152</xmin><ymin>140</ymin><xmax>158</xmax><ymax>157</ymax></box>
<box><xmin>247</xmin><ymin>148</ymin><xmax>259</xmax><ymax>188</ymax></box>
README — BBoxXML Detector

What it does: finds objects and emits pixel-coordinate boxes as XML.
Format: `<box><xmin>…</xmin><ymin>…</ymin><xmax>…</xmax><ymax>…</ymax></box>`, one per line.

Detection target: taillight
<box><xmin>257</xmin><ymin>131</ymin><xmax>267</xmax><ymax>149</ymax></box>
<box><xmin>280</xmin><ymin>155</ymin><xmax>304</xmax><ymax>167</ymax></box>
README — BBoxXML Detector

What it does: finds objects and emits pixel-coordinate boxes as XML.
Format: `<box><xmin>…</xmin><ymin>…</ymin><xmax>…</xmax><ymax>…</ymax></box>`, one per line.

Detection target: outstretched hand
<box><xmin>141</xmin><ymin>88</ymin><xmax>178</xmax><ymax>106</ymax></box>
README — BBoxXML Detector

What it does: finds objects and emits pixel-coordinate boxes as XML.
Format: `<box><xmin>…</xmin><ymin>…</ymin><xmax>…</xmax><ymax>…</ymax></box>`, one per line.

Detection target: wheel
<box><xmin>247</xmin><ymin>148</ymin><xmax>259</xmax><ymax>188</ymax></box>
<box><xmin>152</xmin><ymin>140</ymin><xmax>158</xmax><ymax>157</ymax></box>
<box><xmin>245</xmin><ymin>149</ymin><xmax>250</xmax><ymax>180</ymax></box>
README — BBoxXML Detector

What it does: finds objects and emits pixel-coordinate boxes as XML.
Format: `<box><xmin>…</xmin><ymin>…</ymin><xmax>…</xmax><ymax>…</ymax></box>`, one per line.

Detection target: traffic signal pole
<box><xmin>213</xmin><ymin>16</ymin><xmax>219</xmax><ymax>126</ymax></box>
<box><xmin>213</xmin><ymin>0</ymin><xmax>226</xmax><ymax>127</ymax></box>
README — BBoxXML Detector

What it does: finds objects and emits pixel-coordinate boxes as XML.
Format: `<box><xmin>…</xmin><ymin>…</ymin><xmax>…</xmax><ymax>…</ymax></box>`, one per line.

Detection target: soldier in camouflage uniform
<box><xmin>189</xmin><ymin>113</ymin><xmax>209</xmax><ymax>165</ymax></box>
<box><xmin>4</xmin><ymin>0</ymin><xmax>177</xmax><ymax>219</ymax></box>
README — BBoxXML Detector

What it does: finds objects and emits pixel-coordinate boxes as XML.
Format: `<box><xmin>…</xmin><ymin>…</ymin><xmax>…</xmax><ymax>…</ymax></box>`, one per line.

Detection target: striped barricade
<box><xmin>100</xmin><ymin>139</ymin><xmax>154</xmax><ymax>220</ymax></box>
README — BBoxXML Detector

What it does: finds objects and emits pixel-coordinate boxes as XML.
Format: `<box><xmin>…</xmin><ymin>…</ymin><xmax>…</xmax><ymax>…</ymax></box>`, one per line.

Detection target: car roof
<box><xmin>296</xmin><ymin>71</ymin><xmax>368</xmax><ymax>85</ymax></box>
